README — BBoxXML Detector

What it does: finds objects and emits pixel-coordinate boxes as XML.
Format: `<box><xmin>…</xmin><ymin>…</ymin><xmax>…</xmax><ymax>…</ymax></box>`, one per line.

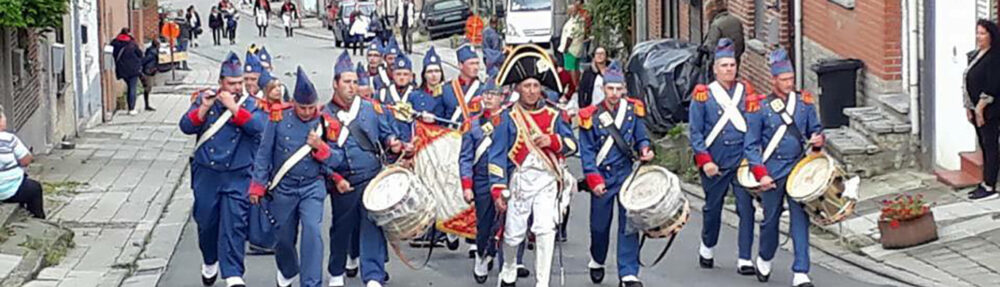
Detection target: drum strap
<box><xmin>473</xmin><ymin>122</ymin><xmax>494</xmax><ymax>164</ymax></box>
<box><xmin>389</xmin><ymin>226</ymin><xmax>437</xmax><ymax>270</ymax></box>
<box><xmin>595</xmin><ymin>100</ymin><xmax>636</xmax><ymax>166</ymax></box>
<box><xmin>268</xmin><ymin>123</ymin><xmax>324</xmax><ymax>191</ymax></box>
<box><xmin>378</xmin><ymin>66</ymin><xmax>392</xmax><ymax>89</ymax></box>
<box><xmin>704</xmin><ymin>82</ymin><xmax>746</xmax><ymax>148</ymax></box>
<box><xmin>638</xmin><ymin>232</ymin><xmax>679</xmax><ymax>267</ymax></box>
<box><xmin>194</xmin><ymin>93</ymin><xmax>250</xmax><ymax>151</ymax></box>
<box><xmin>450</xmin><ymin>79</ymin><xmax>481</xmax><ymax>123</ymax></box>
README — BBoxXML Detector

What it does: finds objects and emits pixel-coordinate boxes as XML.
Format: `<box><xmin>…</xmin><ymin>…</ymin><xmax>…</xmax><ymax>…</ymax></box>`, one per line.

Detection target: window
<box><xmin>81</xmin><ymin>25</ymin><xmax>88</xmax><ymax>44</ymax></box>
<box><xmin>509</xmin><ymin>0</ymin><xmax>550</xmax><ymax>12</ymax></box>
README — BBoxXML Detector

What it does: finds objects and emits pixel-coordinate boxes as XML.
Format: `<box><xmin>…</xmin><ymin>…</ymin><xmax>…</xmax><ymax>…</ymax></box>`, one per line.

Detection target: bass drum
<box><xmin>363</xmin><ymin>167</ymin><xmax>437</xmax><ymax>241</ymax></box>
<box><xmin>619</xmin><ymin>165</ymin><xmax>690</xmax><ymax>238</ymax></box>
<box><xmin>411</xmin><ymin>121</ymin><xmax>475</xmax><ymax>237</ymax></box>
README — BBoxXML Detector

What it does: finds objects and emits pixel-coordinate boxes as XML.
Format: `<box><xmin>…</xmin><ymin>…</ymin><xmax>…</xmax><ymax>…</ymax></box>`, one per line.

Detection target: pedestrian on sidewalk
<box><xmin>254</xmin><ymin>0</ymin><xmax>270</xmax><ymax>37</ymax></box>
<box><xmin>249</xmin><ymin>67</ymin><xmax>338</xmax><ymax>287</ymax></box>
<box><xmin>966</xmin><ymin>19</ymin><xmax>1000</xmax><ymax>200</ymax></box>
<box><xmin>186</xmin><ymin>6</ymin><xmax>203</xmax><ymax>47</ymax></box>
<box><xmin>395</xmin><ymin>0</ymin><xmax>415</xmax><ymax>54</ymax></box>
<box><xmin>701</xmin><ymin>0</ymin><xmax>744</xmax><ymax>69</ymax></box>
<box><xmin>743</xmin><ymin>46</ymin><xmax>825</xmax><ymax>287</ymax></box>
<box><xmin>174</xmin><ymin>10</ymin><xmax>193</xmax><ymax>70</ymax></box>
<box><xmin>210</xmin><ymin>7</ymin><xmax>224</xmax><ymax>46</ymax></box>
<box><xmin>0</xmin><ymin>106</ymin><xmax>45</xmax><ymax>219</ymax></box>
<box><xmin>178</xmin><ymin>52</ymin><xmax>265</xmax><ymax>287</ymax></box>
<box><xmin>349</xmin><ymin>8</ymin><xmax>371</xmax><ymax>56</ymax></box>
<box><xmin>280</xmin><ymin>0</ymin><xmax>299</xmax><ymax>37</ymax></box>
<box><xmin>110</xmin><ymin>28</ymin><xmax>144</xmax><ymax>115</ymax></box>
<box><xmin>558</xmin><ymin>3</ymin><xmax>585</xmax><ymax>90</ymax></box>
<box><xmin>139</xmin><ymin>39</ymin><xmax>160</xmax><ymax>112</ymax></box>
<box><xmin>226</xmin><ymin>9</ymin><xmax>240</xmax><ymax>45</ymax></box>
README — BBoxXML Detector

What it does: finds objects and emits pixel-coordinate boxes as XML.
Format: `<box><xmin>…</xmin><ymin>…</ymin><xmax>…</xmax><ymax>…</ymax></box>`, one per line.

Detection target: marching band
<box><xmin>180</xmin><ymin>34</ymin><xmax>842</xmax><ymax>287</ymax></box>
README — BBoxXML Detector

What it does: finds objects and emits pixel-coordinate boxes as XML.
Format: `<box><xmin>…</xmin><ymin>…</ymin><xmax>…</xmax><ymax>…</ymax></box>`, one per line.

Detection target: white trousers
<box><xmin>500</xmin><ymin>153</ymin><xmax>559</xmax><ymax>286</ymax></box>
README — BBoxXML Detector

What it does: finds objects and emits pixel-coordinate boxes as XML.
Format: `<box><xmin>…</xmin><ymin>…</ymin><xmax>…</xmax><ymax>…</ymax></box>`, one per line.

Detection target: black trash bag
<box><xmin>626</xmin><ymin>39</ymin><xmax>710</xmax><ymax>134</ymax></box>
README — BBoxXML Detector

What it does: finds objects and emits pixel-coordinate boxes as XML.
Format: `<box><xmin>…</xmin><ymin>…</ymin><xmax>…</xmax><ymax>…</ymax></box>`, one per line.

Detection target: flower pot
<box><xmin>878</xmin><ymin>211</ymin><xmax>938</xmax><ymax>249</ymax></box>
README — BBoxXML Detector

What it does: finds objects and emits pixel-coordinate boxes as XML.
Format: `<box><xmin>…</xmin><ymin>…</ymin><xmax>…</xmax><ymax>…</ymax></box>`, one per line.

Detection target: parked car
<box><xmin>505</xmin><ymin>0</ymin><xmax>552</xmax><ymax>46</ymax></box>
<box><xmin>422</xmin><ymin>0</ymin><xmax>471</xmax><ymax>40</ymax></box>
<box><xmin>330</xmin><ymin>1</ymin><xmax>377</xmax><ymax>47</ymax></box>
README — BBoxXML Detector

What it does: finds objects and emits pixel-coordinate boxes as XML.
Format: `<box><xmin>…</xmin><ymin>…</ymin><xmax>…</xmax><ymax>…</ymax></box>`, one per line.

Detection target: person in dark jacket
<box><xmin>209</xmin><ymin>7</ymin><xmax>224</xmax><ymax>45</ymax></box>
<box><xmin>138</xmin><ymin>39</ymin><xmax>160</xmax><ymax>112</ymax></box>
<box><xmin>701</xmin><ymin>0</ymin><xmax>745</xmax><ymax>66</ymax></box>
<box><xmin>186</xmin><ymin>6</ymin><xmax>202</xmax><ymax>46</ymax></box>
<box><xmin>966</xmin><ymin>19</ymin><xmax>1000</xmax><ymax>200</ymax></box>
<box><xmin>111</xmin><ymin>28</ymin><xmax>144</xmax><ymax>115</ymax></box>
<box><xmin>577</xmin><ymin>46</ymin><xmax>609</xmax><ymax>107</ymax></box>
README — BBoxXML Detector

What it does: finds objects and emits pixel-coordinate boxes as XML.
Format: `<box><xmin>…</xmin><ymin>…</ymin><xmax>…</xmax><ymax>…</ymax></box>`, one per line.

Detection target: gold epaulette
<box><xmin>692</xmin><ymin>85</ymin><xmax>709</xmax><ymax>102</ymax></box>
<box><xmin>626</xmin><ymin>98</ymin><xmax>646</xmax><ymax>117</ymax></box>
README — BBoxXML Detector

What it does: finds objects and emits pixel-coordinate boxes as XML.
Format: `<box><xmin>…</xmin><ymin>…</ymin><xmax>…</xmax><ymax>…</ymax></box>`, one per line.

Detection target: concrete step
<box><xmin>934</xmin><ymin>169</ymin><xmax>980</xmax><ymax>189</ymax></box>
<box><xmin>961</xmin><ymin>151</ymin><xmax>983</xmax><ymax>179</ymax></box>
<box><xmin>844</xmin><ymin>106</ymin><xmax>912</xmax><ymax>135</ymax></box>
<box><xmin>871</xmin><ymin>93</ymin><xmax>910</xmax><ymax>119</ymax></box>
<box><xmin>824</xmin><ymin>127</ymin><xmax>889</xmax><ymax>177</ymax></box>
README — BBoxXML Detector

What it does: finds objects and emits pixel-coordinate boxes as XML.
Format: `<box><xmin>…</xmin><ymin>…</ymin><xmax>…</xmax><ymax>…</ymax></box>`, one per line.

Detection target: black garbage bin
<box><xmin>811</xmin><ymin>59</ymin><xmax>864</xmax><ymax>128</ymax></box>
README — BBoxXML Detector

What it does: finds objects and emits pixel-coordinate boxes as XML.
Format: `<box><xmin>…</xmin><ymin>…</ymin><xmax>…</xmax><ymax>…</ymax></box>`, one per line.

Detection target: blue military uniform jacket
<box><xmin>688</xmin><ymin>81</ymin><xmax>756</xmax><ymax>170</ymax></box>
<box><xmin>249</xmin><ymin>109</ymin><xmax>344</xmax><ymax>194</ymax></box>
<box><xmin>578</xmin><ymin>98</ymin><xmax>651</xmax><ymax>191</ymax></box>
<box><xmin>180</xmin><ymin>90</ymin><xmax>266</xmax><ymax>171</ymax></box>
<box><xmin>460</xmin><ymin>110</ymin><xmax>501</xmax><ymax>196</ymax></box>
<box><xmin>743</xmin><ymin>91</ymin><xmax>823</xmax><ymax>181</ymax></box>
<box><xmin>487</xmin><ymin>104</ymin><xmax>576</xmax><ymax>196</ymax></box>
<box><xmin>439</xmin><ymin>78</ymin><xmax>484</xmax><ymax>127</ymax></box>
<box><xmin>376</xmin><ymin>84</ymin><xmax>420</xmax><ymax>142</ymax></box>
<box><xmin>323</xmin><ymin>98</ymin><xmax>399</xmax><ymax>184</ymax></box>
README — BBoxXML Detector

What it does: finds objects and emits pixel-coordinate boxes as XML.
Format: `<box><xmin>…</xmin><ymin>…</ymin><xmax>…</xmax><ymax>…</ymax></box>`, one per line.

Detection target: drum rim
<box><xmin>620</xmin><ymin>165</ymin><xmax>679</xmax><ymax>211</ymax></box>
<box><xmin>786</xmin><ymin>153</ymin><xmax>836</xmax><ymax>200</ymax></box>
<box><xmin>736</xmin><ymin>159</ymin><xmax>761</xmax><ymax>189</ymax></box>
<box><xmin>362</xmin><ymin>166</ymin><xmax>416</xmax><ymax>213</ymax></box>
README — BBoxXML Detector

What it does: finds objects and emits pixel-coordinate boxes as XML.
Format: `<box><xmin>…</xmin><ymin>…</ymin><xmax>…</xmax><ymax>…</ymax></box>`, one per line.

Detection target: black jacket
<box><xmin>111</xmin><ymin>34</ymin><xmax>143</xmax><ymax>80</ymax></box>
<box><xmin>967</xmin><ymin>48</ymin><xmax>1000</xmax><ymax>118</ymax></box>
<box><xmin>209</xmin><ymin>13</ymin><xmax>223</xmax><ymax>29</ymax></box>
<box><xmin>578</xmin><ymin>64</ymin><xmax>603</xmax><ymax>107</ymax></box>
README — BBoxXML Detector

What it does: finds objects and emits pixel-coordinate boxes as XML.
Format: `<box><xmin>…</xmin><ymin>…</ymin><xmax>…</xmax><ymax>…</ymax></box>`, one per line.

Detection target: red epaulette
<box><xmin>578</xmin><ymin>105</ymin><xmax>597</xmax><ymax>129</ymax></box>
<box><xmin>745</xmin><ymin>93</ymin><xmax>763</xmax><ymax>113</ymax></box>
<box><xmin>742</xmin><ymin>80</ymin><xmax>756</xmax><ymax>96</ymax></box>
<box><xmin>322</xmin><ymin>113</ymin><xmax>342</xmax><ymax>141</ymax></box>
<box><xmin>802</xmin><ymin>90</ymin><xmax>815</xmax><ymax>105</ymax></box>
<box><xmin>692</xmin><ymin>85</ymin><xmax>709</xmax><ymax>102</ymax></box>
<box><xmin>626</xmin><ymin>98</ymin><xmax>646</xmax><ymax>117</ymax></box>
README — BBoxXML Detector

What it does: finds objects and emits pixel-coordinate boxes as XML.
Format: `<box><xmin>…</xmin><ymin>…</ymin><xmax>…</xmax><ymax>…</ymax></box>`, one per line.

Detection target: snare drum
<box><xmin>620</xmin><ymin>165</ymin><xmax>691</xmax><ymax>238</ymax></box>
<box><xmin>786</xmin><ymin>153</ymin><xmax>858</xmax><ymax>226</ymax></box>
<box><xmin>736</xmin><ymin>159</ymin><xmax>761</xmax><ymax>189</ymax></box>
<box><xmin>363</xmin><ymin>167</ymin><xmax>438</xmax><ymax>241</ymax></box>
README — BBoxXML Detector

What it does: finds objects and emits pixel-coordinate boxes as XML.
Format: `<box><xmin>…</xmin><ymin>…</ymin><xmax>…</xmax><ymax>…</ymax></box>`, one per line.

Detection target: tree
<box><xmin>0</xmin><ymin>0</ymin><xmax>69</xmax><ymax>28</ymax></box>
<box><xmin>585</xmin><ymin>0</ymin><xmax>634</xmax><ymax>57</ymax></box>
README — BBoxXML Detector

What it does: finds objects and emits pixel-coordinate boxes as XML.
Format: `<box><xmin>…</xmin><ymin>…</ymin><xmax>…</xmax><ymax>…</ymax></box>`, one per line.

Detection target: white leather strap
<box><xmin>594</xmin><ymin>99</ymin><xmax>628</xmax><ymax>166</ymax></box>
<box><xmin>269</xmin><ymin>123</ymin><xmax>324</xmax><ymax>190</ymax></box>
<box><xmin>194</xmin><ymin>93</ymin><xmax>250</xmax><ymax>151</ymax></box>
<box><xmin>704</xmin><ymin>82</ymin><xmax>747</xmax><ymax>147</ymax></box>
<box><xmin>762</xmin><ymin>92</ymin><xmax>798</xmax><ymax>162</ymax></box>
<box><xmin>335</xmin><ymin>98</ymin><xmax>362</xmax><ymax>146</ymax></box>
<box><xmin>449</xmin><ymin>79</ymin><xmax>481</xmax><ymax>122</ymax></box>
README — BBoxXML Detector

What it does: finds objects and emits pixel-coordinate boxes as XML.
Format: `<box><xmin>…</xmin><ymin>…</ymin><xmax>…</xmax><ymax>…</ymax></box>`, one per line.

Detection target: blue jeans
<box><xmin>125</xmin><ymin>76</ymin><xmax>139</xmax><ymax>111</ymax></box>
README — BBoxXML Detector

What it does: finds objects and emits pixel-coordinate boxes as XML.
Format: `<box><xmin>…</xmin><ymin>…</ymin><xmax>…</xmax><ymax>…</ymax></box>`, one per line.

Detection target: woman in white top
<box><xmin>0</xmin><ymin>106</ymin><xmax>44</xmax><ymax>219</ymax></box>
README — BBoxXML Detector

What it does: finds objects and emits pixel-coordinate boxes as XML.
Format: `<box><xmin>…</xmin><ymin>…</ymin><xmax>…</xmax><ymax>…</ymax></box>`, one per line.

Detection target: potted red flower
<box><xmin>878</xmin><ymin>193</ymin><xmax>938</xmax><ymax>249</ymax></box>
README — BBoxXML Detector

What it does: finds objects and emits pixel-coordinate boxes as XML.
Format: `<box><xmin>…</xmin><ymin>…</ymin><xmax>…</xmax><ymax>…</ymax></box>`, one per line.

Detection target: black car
<box><xmin>330</xmin><ymin>1</ymin><xmax>377</xmax><ymax>47</ymax></box>
<box><xmin>422</xmin><ymin>0</ymin><xmax>471</xmax><ymax>40</ymax></box>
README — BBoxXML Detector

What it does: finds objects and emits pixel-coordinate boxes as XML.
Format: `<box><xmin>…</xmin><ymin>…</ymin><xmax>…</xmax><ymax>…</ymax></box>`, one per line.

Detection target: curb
<box><xmin>677</xmin><ymin>182</ymin><xmax>928</xmax><ymax>287</ymax></box>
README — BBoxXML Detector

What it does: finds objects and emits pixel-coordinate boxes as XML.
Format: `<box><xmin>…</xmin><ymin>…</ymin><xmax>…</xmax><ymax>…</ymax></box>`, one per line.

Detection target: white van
<box><xmin>504</xmin><ymin>0</ymin><xmax>553</xmax><ymax>46</ymax></box>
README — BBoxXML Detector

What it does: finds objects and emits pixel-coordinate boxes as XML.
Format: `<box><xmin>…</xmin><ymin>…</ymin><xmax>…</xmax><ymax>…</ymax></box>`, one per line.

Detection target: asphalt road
<box><xmin>158</xmin><ymin>1</ymin><xmax>890</xmax><ymax>286</ymax></box>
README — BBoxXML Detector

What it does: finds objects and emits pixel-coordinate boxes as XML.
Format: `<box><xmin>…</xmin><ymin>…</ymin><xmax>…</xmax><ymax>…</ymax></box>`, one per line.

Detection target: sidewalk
<box><xmin>659</xmin><ymin>133</ymin><xmax>1000</xmax><ymax>287</ymax></box>
<box><xmin>19</xmin><ymin>53</ymin><xmax>217</xmax><ymax>287</ymax></box>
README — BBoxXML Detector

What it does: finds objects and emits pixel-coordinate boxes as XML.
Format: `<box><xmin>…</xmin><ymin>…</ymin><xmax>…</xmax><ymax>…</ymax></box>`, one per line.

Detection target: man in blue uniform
<box><xmin>179</xmin><ymin>52</ymin><xmax>265</xmax><ymax>287</ymax></box>
<box><xmin>248</xmin><ymin>67</ymin><xmax>341</xmax><ymax>287</ymax></box>
<box><xmin>244</xmin><ymin>52</ymin><xmax>265</xmax><ymax>100</ymax></box>
<box><xmin>440</xmin><ymin>45</ymin><xmax>483</xmax><ymax>129</ymax></box>
<box><xmin>688</xmin><ymin>38</ymin><xmax>757</xmax><ymax>274</ymax></box>
<box><xmin>460</xmin><ymin>76</ymin><xmax>505</xmax><ymax>284</ymax></box>
<box><xmin>325</xmin><ymin>51</ymin><xmax>403</xmax><ymax>287</ymax></box>
<box><xmin>743</xmin><ymin>47</ymin><xmax>824</xmax><ymax>287</ymax></box>
<box><xmin>578</xmin><ymin>62</ymin><xmax>654</xmax><ymax>287</ymax></box>
<box><xmin>363</xmin><ymin>41</ymin><xmax>389</xmax><ymax>92</ymax></box>
<box><xmin>357</xmin><ymin>63</ymin><xmax>376</xmax><ymax>100</ymax></box>
<box><xmin>489</xmin><ymin>52</ymin><xmax>576</xmax><ymax>287</ymax></box>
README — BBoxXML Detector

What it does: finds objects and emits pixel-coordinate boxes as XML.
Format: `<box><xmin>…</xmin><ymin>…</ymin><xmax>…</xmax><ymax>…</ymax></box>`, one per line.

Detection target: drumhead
<box><xmin>620</xmin><ymin>165</ymin><xmax>682</xmax><ymax>212</ymax></box>
<box><xmin>787</xmin><ymin>153</ymin><xmax>835</xmax><ymax>199</ymax></box>
<box><xmin>736</xmin><ymin>159</ymin><xmax>761</xmax><ymax>188</ymax></box>
<box><xmin>363</xmin><ymin>168</ymin><xmax>412</xmax><ymax>212</ymax></box>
